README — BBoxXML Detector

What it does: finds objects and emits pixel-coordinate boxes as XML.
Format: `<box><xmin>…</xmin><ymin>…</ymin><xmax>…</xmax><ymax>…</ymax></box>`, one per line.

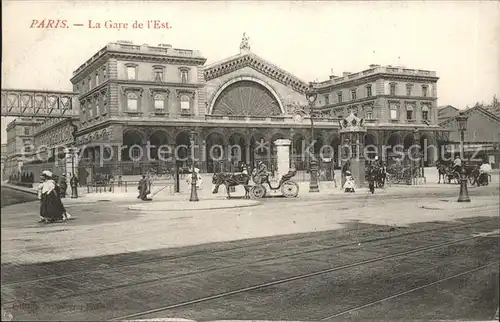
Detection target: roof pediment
<box><xmin>203</xmin><ymin>52</ymin><xmax>309</xmax><ymax>94</ymax></box>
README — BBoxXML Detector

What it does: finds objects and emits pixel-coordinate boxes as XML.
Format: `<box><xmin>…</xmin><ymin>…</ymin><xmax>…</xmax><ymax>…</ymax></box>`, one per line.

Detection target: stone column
<box><xmin>274</xmin><ymin>139</ymin><xmax>291</xmax><ymax>179</ymax></box>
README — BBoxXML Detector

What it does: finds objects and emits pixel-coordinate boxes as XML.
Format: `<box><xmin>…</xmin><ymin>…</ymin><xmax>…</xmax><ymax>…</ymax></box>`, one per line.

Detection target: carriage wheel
<box><xmin>281</xmin><ymin>181</ymin><xmax>299</xmax><ymax>198</ymax></box>
<box><xmin>377</xmin><ymin>179</ymin><xmax>385</xmax><ymax>188</ymax></box>
<box><xmin>250</xmin><ymin>185</ymin><xmax>266</xmax><ymax>199</ymax></box>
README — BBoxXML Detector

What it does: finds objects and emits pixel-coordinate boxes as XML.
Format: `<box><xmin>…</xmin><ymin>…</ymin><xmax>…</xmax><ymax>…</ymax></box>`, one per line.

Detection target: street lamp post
<box><xmin>189</xmin><ymin>130</ymin><xmax>199</xmax><ymax>202</ymax></box>
<box><xmin>306</xmin><ymin>83</ymin><xmax>319</xmax><ymax>193</ymax></box>
<box><xmin>69</xmin><ymin>120</ymin><xmax>78</xmax><ymax>199</ymax></box>
<box><xmin>456</xmin><ymin>112</ymin><xmax>470</xmax><ymax>202</ymax></box>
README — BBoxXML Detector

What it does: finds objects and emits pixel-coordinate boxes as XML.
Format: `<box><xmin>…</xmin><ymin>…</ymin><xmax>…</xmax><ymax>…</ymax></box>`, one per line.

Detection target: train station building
<box><xmin>3</xmin><ymin>35</ymin><xmax>445</xmax><ymax>181</ymax></box>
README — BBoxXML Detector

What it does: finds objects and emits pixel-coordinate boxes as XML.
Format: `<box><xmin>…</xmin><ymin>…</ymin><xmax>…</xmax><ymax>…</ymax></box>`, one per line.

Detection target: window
<box><xmin>127</xmin><ymin>92</ymin><xmax>138</xmax><ymax>111</ymax></box>
<box><xmin>366</xmin><ymin>85</ymin><xmax>372</xmax><ymax>97</ymax></box>
<box><xmin>154</xmin><ymin>94</ymin><xmax>165</xmax><ymax>110</ymax></box>
<box><xmin>102</xmin><ymin>94</ymin><xmax>108</xmax><ymax>114</ymax></box>
<box><xmin>180</xmin><ymin>95</ymin><xmax>190</xmax><ymax>111</ymax></box>
<box><xmin>82</xmin><ymin>80</ymin><xmax>85</xmax><ymax>92</ymax></box>
<box><xmin>422</xmin><ymin>85</ymin><xmax>428</xmax><ymax>97</ymax></box>
<box><xmin>406</xmin><ymin>84</ymin><xmax>413</xmax><ymax>96</ymax></box>
<box><xmin>88</xmin><ymin>101</ymin><xmax>94</xmax><ymax>118</ymax></box>
<box><xmin>390</xmin><ymin>104</ymin><xmax>398</xmax><ymax>120</ymax></box>
<box><xmin>181</xmin><ymin>70</ymin><xmax>188</xmax><ymax>83</ymax></box>
<box><xmin>24</xmin><ymin>127</ymin><xmax>30</xmax><ymax>135</ymax></box>
<box><xmin>364</xmin><ymin>106</ymin><xmax>373</xmax><ymax>119</ymax></box>
<box><xmin>390</xmin><ymin>83</ymin><xmax>397</xmax><ymax>96</ymax></box>
<box><xmin>406</xmin><ymin>104</ymin><xmax>414</xmax><ymax>120</ymax></box>
<box><xmin>88</xmin><ymin>77</ymin><xmax>92</xmax><ymax>90</ymax></box>
<box><xmin>324</xmin><ymin>94</ymin><xmax>329</xmax><ymax>105</ymax></box>
<box><xmin>96</xmin><ymin>72</ymin><xmax>99</xmax><ymax>85</ymax></box>
<box><xmin>365</xmin><ymin>110</ymin><xmax>373</xmax><ymax>120</ymax></box>
<box><xmin>127</xmin><ymin>66</ymin><xmax>136</xmax><ymax>80</ymax></box>
<box><xmin>422</xmin><ymin>105</ymin><xmax>429</xmax><ymax>120</ymax></box>
<box><xmin>23</xmin><ymin>140</ymin><xmax>32</xmax><ymax>153</ymax></box>
<box><xmin>337</xmin><ymin>92</ymin><xmax>343</xmax><ymax>103</ymax></box>
<box><xmin>103</xmin><ymin>67</ymin><xmax>107</xmax><ymax>81</ymax></box>
<box><xmin>154</xmin><ymin>68</ymin><xmax>164</xmax><ymax>82</ymax></box>
<box><xmin>351</xmin><ymin>89</ymin><xmax>357</xmax><ymax>100</ymax></box>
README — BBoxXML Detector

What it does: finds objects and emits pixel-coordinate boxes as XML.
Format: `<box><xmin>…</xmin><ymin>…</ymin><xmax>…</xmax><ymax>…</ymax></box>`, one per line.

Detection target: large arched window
<box><xmin>127</xmin><ymin>93</ymin><xmax>138</xmax><ymax>111</ymax></box>
<box><xmin>154</xmin><ymin>94</ymin><xmax>165</xmax><ymax>110</ymax></box>
<box><xmin>180</xmin><ymin>95</ymin><xmax>190</xmax><ymax>112</ymax></box>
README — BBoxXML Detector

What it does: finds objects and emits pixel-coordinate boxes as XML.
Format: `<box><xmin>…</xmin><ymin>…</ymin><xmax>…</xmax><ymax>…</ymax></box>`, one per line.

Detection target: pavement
<box><xmin>1</xmin><ymin>180</ymin><xmax>498</xmax><ymax>265</ymax></box>
<box><xmin>1</xmin><ymin>176</ymin><xmax>499</xmax><ymax>321</ymax></box>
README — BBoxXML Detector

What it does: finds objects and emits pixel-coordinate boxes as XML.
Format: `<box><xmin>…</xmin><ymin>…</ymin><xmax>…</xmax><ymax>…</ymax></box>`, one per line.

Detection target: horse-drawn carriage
<box><xmin>211</xmin><ymin>167</ymin><xmax>299</xmax><ymax>199</ymax></box>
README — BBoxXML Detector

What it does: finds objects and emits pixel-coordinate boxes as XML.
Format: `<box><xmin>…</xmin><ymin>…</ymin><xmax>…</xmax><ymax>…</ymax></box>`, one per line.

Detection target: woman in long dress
<box><xmin>40</xmin><ymin>171</ymin><xmax>66</xmax><ymax>223</ymax></box>
<box><xmin>343</xmin><ymin>171</ymin><xmax>356</xmax><ymax>193</ymax></box>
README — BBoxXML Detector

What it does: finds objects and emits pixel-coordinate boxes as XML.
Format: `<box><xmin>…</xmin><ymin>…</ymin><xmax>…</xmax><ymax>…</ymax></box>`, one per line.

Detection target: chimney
<box><xmin>329</xmin><ymin>75</ymin><xmax>338</xmax><ymax>80</ymax></box>
<box><xmin>369</xmin><ymin>64</ymin><xmax>380</xmax><ymax>68</ymax></box>
<box><xmin>117</xmin><ymin>40</ymin><xmax>133</xmax><ymax>44</ymax></box>
<box><xmin>343</xmin><ymin>72</ymin><xmax>351</xmax><ymax>77</ymax></box>
<box><xmin>158</xmin><ymin>44</ymin><xmax>172</xmax><ymax>48</ymax></box>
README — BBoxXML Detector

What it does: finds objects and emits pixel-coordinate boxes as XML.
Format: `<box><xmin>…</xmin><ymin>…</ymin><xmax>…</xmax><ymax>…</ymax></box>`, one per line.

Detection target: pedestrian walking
<box><xmin>39</xmin><ymin>171</ymin><xmax>68</xmax><ymax>223</ymax></box>
<box><xmin>37</xmin><ymin>175</ymin><xmax>47</xmax><ymax>223</ymax></box>
<box><xmin>367</xmin><ymin>165</ymin><xmax>375</xmax><ymax>194</ymax></box>
<box><xmin>59</xmin><ymin>174</ymin><xmax>68</xmax><ymax>198</ymax></box>
<box><xmin>137</xmin><ymin>175</ymin><xmax>151</xmax><ymax>201</ymax></box>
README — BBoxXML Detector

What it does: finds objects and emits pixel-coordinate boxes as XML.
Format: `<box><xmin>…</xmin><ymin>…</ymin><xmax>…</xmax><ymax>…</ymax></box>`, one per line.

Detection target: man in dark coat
<box><xmin>59</xmin><ymin>174</ymin><xmax>68</xmax><ymax>198</ymax></box>
<box><xmin>137</xmin><ymin>175</ymin><xmax>150</xmax><ymax>201</ymax></box>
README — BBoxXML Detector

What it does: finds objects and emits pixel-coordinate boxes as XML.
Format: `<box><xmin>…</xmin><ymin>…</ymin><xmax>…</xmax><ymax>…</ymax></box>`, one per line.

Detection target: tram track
<box><xmin>4</xmin><ymin>220</ymin><xmax>498</xmax><ymax>320</ymax></box>
<box><xmin>2</xmin><ymin>215</ymin><xmax>495</xmax><ymax>291</ymax></box>
<box><xmin>109</xmin><ymin>233</ymin><xmax>499</xmax><ymax>321</ymax></box>
<box><xmin>318</xmin><ymin>262</ymin><xmax>497</xmax><ymax>320</ymax></box>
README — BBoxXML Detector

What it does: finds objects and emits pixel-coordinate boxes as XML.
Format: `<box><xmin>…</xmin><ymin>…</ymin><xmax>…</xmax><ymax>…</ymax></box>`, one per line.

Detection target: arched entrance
<box><xmin>250</xmin><ymin>132</ymin><xmax>269</xmax><ymax>168</ymax></box>
<box><xmin>148</xmin><ymin>130</ymin><xmax>169</xmax><ymax>160</ymax></box>
<box><xmin>420</xmin><ymin>133</ymin><xmax>436</xmax><ymax>166</ymax></box>
<box><xmin>386</xmin><ymin>132</ymin><xmax>403</xmax><ymax>164</ymax></box>
<box><xmin>175</xmin><ymin>131</ymin><xmax>191</xmax><ymax>168</ymax></box>
<box><xmin>364</xmin><ymin>133</ymin><xmax>377</xmax><ymax>162</ymax></box>
<box><xmin>228</xmin><ymin>132</ymin><xmax>247</xmax><ymax>171</ymax></box>
<box><xmin>122</xmin><ymin>129</ymin><xmax>145</xmax><ymax>161</ymax></box>
<box><xmin>211</xmin><ymin>80</ymin><xmax>282</xmax><ymax>116</ymax></box>
<box><xmin>403</xmin><ymin>133</ymin><xmax>415</xmax><ymax>151</ymax></box>
<box><xmin>205</xmin><ymin>131</ymin><xmax>225</xmax><ymax>173</ymax></box>
<box><xmin>292</xmin><ymin>133</ymin><xmax>306</xmax><ymax>170</ymax></box>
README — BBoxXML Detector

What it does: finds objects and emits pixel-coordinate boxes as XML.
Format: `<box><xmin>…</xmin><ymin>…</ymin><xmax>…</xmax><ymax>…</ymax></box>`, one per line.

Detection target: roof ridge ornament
<box><xmin>240</xmin><ymin>32</ymin><xmax>251</xmax><ymax>54</ymax></box>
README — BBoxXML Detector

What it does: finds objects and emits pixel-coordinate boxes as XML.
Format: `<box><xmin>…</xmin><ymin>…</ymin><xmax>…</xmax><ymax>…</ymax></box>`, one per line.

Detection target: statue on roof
<box><xmin>240</xmin><ymin>32</ymin><xmax>250</xmax><ymax>53</ymax></box>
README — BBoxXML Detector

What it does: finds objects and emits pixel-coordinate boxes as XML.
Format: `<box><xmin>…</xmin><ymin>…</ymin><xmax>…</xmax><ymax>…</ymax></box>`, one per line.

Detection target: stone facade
<box><xmin>13</xmin><ymin>37</ymin><xmax>447</xmax><ymax>178</ymax></box>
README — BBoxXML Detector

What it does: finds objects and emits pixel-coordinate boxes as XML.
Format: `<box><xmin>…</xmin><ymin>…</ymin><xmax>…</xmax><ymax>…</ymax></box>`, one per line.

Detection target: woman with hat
<box><xmin>39</xmin><ymin>170</ymin><xmax>66</xmax><ymax>223</ymax></box>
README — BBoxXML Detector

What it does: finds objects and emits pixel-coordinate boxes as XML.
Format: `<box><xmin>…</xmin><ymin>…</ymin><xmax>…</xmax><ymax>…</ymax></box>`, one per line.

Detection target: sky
<box><xmin>1</xmin><ymin>0</ymin><xmax>499</xmax><ymax>144</ymax></box>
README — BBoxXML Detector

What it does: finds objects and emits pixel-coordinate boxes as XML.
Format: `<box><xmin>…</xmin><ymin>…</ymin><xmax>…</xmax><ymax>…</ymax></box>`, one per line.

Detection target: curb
<box><xmin>1</xmin><ymin>184</ymin><xmax>37</xmax><ymax>195</ymax></box>
<box><xmin>127</xmin><ymin>200</ymin><xmax>261</xmax><ymax>212</ymax></box>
